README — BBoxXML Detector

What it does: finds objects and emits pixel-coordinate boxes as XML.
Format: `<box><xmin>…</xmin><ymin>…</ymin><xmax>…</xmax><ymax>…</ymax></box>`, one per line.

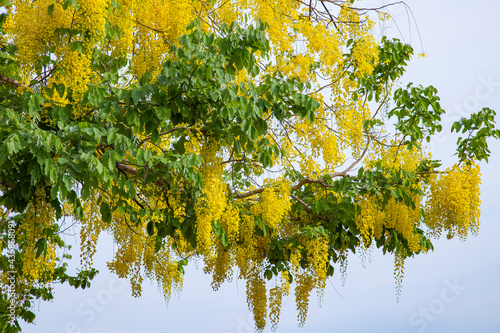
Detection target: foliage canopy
<box><xmin>0</xmin><ymin>0</ymin><xmax>499</xmax><ymax>331</ymax></box>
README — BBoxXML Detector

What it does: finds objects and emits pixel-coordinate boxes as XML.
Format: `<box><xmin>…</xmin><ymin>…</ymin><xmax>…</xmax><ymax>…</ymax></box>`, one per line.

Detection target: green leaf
<box><xmin>55</xmin><ymin>83</ymin><xmax>65</xmax><ymax>97</ymax></box>
<box><xmin>70</xmin><ymin>41</ymin><xmax>85</xmax><ymax>53</ymax></box>
<box><xmin>221</xmin><ymin>232</ymin><xmax>229</xmax><ymax>247</ymax></box>
<box><xmin>35</xmin><ymin>238</ymin><xmax>47</xmax><ymax>258</ymax></box>
<box><xmin>132</xmin><ymin>89</ymin><xmax>141</xmax><ymax>106</ymax></box>
<box><xmin>147</xmin><ymin>221</ymin><xmax>155</xmax><ymax>236</ymax></box>
<box><xmin>62</xmin><ymin>0</ymin><xmax>79</xmax><ymax>10</ymax></box>
<box><xmin>100</xmin><ymin>201</ymin><xmax>111</xmax><ymax>222</ymax></box>
<box><xmin>81</xmin><ymin>181</ymin><xmax>90</xmax><ymax>200</ymax></box>
<box><xmin>110</xmin><ymin>0</ymin><xmax>120</xmax><ymax>9</ymax></box>
<box><xmin>47</xmin><ymin>3</ymin><xmax>55</xmax><ymax>16</ymax></box>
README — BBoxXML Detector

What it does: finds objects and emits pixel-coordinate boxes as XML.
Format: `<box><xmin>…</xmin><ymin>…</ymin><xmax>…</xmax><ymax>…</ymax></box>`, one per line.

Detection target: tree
<box><xmin>0</xmin><ymin>0</ymin><xmax>499</xmax><ymax>331</ymax></box>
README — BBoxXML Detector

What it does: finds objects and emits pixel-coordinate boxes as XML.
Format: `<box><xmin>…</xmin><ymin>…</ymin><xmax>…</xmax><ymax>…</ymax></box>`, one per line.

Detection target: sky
<box><xmin>20</xmin><ymin>1</ymin><xmax>500</xmax><ymax>333</ymax></box>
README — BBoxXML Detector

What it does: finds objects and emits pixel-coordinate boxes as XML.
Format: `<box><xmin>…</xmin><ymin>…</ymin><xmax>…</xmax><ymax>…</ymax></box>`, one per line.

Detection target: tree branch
<box><xmin>342</xmin><ymin>137</ymin><xmax>370</xmax><ymax>174</ymax></box>
<box><xmin>290</xmin><ymin>194</ymin><xmax>329</xmax><ymax>222</ymax></box>
<box><xmin>0</xmin><ymin>75</ymin><xmax>29</xmax><ymax>89</ymax></box>
<box><xmin>116</xmin><ymin>161</ymin><xmax>138</xmax><ymax>176</ymax></box>
<box><xmin>233</xmin><ymin>138</ymin><xmax>370</xmax><ymax>199</ymax></box>
<box><xmin>0</xmin><ymin>208</ymin><xmax>12</xmax><ymax>226</ymax></box>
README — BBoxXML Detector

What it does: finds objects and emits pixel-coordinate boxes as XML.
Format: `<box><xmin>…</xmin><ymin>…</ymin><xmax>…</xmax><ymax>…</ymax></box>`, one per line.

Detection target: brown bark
<box><xmin>0</xmin><ymin>75</ymin><xmax>29</xmax><ymax>89</ymax></box>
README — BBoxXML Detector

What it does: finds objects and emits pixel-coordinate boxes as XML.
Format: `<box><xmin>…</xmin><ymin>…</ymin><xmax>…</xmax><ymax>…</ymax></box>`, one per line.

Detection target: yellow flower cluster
<box><xmin>106</xmin><ymin>0</ymin><xmax>136</xmax><ymax>55</ymax></box>
<box><xmin>195</xmin><ymin>141</ymin><xmax>227</xmax><ymax>253</ymax></box>
<box><xmin>16</xmin><ymin>188</ymin><xmax>57</xmax><ymax>282</ymax></box>
<box><xmin>425</xmin><ymin>162</ymin><xmax>481</xmax><ymax>240</ymax></box>
<box><xmin>74</xmin><ymin>0</ymin><xmax>107</xmax><ymax>45</ymax></box>
<box><xmin>166</xmin><ymin>187</ymin><xmax>187</xmax><ymax>220</ymax></box>
<box><xmin>331</xmin><ymin>82</ymin><xmax>371</xmax><ymax>157</ymax></box>
<box><xmin>386</xmin><ymin>197</ymin><xmax>422</xmax><ymax>252</ymax></box>
<box><xmin>105</xmin><ymin>205</ymin><xmax>184</xmax><ymax>300</ymax></box>
<box><xmin>221</xmin><ymin>203</ymin><xmax>240</xmax><ymax>244</ymax></box>
<box><xmin>337</xmin><ymin>5</ymin><xmax>379</xmax><ymax>74</ymax></box>
<box><xmin>356</xmin><ymin>196</ymin><xmax>378</xmax><ymax>246</ymax></box>
<box><xmin>50</xmin><ymin>50</ymin><xmax>93</xmax><ymax>107</ymax></box>
<box><xmin>252</xmin><ymin>179</ymin><xmax>291</xmax><ymax>232</ymax></box>
<box><xmin>253</xmin><ymin>0</ymin><xmax>299</xmax><ymax>54</ymax></box>
<box><xmin>4</xmin><ymin>0</ymin><xmax>102</xmax><ymax>103</ymax></box>
<box><xmin>294</xmin><ymin>272</ymin><xmax>314</xmax><ymax>327</ymax></box>
<box><xmin>246</xmin><ymin>267</ymin><xmax>268</xmax><ymax>332</ymax></box>
<box><xmin>106</xmin><ymin>210</ymin><xmax>143</xmax><ymax>296</ymax></box>
<box><xmin>394</xmin><ymin>251</ymin><xmax>405</xmax><ymax>300</ymax></box>
<box><xmin>157</xmin><ymin>262</ymin><xmax>184</xmax><ymax>303</ymax></box>
<box><xmin>268</xmin><ymin>272</ymin><xmax>290</xmax><ymax>330</ymax></box>
<box><xmin>78</xmin><ymin>191</ymin><xmax>106</xmax><ymax>269</ymax></box>
<box><xmin>358</xmin><ymin>194</ymin><xmax>423</xmax><ymax>254</ymax></box>
<box><xmin>236</xmin><ymin>214</ymin><xmax>257</xmax><ymax>276</ymax></box>
<box><xmin>132</xmin><ymin>0</ymin><xmax>195</xmax><ymax>78</ymax></box>
<box><xmin>4</xmin><ymin>0</ymin><xmax>70</xmax><ymax>70</ymax></box>
<box><xmin>209</xmin><ymin>0</ymin><xmax>239</xmax><ymax>25</ymax></box>
<box><xmin>297</xmin><ymin>18</ymin><xmax>342</xmax><ymax>77</ymax></box>
<box><xmin>293</xmin><ymin>104</ymin><xmax>345</xmax><ymax>175</ymax></box>
<box><xmin>289</xmin><ymin>245</ymin><xmax>303</xmax><ymax>274</ymax></box>
<box><xmin>357</xmin><ymin>141</ymin><xmax>431</xmax><ymax>251</ymax></box>
<box><xmin>305</xmin><ymin>235</ymin><xmax>329</xmax><ymax>285</ymax></box>
<box><xmin>204</xmin><ymin>242</ymin><xmax>233</xmax><ymax>290</ymax></box>
<box><xmin>271</xmin><ymin>53</ymin><xmax>317</xmax><ymax>84</ymax></box>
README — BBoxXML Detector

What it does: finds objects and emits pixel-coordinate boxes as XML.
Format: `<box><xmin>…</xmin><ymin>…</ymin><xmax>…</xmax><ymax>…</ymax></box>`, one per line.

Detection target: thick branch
<box><xmin>0</xmin><ymin>208</ymin><xmax>12</xmax><ymax>226</ymax></box>
<box><xmin>116</xmin><ymin>161</ymin><xmax>138</xmax><ymax>176</ymax></box>
<box><xmin>0</xmin><ymin>75</ymin><xmax>28</xmax><ymax>89</ymax></box>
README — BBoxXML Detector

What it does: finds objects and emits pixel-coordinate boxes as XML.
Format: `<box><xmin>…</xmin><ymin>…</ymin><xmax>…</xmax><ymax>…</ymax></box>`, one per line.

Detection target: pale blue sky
<box><xmin>21</xmin><ymin>1</ymin><xmax>500</xmax><ymax>332</ymax></box>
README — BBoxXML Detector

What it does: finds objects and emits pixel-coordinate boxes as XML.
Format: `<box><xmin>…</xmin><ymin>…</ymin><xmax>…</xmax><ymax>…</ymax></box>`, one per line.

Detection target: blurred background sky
<box><xmin>21</xmin><ymin>1</ymin><xmax>500</xmax><ymax>332</ymax></box>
